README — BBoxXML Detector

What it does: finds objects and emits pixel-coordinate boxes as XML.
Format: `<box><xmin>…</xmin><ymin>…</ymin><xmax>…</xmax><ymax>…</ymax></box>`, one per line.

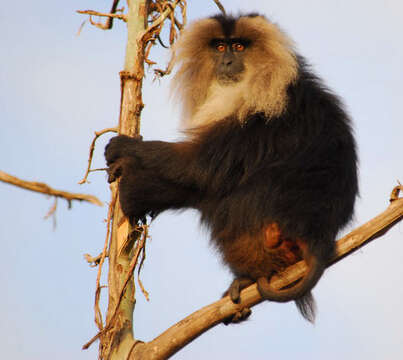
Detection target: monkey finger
<box><xmin>107</xmin><ymin>163</ymin><xmax>122</xmax><ymax>183</ymax></box>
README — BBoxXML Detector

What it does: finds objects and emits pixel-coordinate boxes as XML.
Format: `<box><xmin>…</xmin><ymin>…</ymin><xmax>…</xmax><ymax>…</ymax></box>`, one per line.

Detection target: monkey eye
<box><xmin>232</xmin><ymin>43</ymin><xmax>245</xmax><ymax>52</ymax></box>
<box><xmin>216</xmin><ymin>43</ymin><xmax>227</xmax><ymax>52</ymax></box>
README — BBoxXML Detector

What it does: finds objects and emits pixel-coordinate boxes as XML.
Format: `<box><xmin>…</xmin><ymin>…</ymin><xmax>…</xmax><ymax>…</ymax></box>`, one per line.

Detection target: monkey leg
<box><xmin>225</xmin><ymin>277</ymin><xmax>255</xmax><ymax>303</ymax></box>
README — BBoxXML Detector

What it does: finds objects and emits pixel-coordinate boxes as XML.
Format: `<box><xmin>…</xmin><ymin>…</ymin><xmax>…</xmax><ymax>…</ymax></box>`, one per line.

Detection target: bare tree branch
<box><xmin>0</xmin><ymin>170</ymin><xmax>102</xmax><ymax>207</ymax></box>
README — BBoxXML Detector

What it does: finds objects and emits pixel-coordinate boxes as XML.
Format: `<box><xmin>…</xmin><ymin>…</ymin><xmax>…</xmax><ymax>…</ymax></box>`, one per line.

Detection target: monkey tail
<box><xmin>295</xmin><ymin>292</ymin><xmax>316</xmax><ymax>323</ymax></box>
<box><xmin>257</xmin><ymin>250</ymin><xmax>324</xmax><ymax>322</ymax></box>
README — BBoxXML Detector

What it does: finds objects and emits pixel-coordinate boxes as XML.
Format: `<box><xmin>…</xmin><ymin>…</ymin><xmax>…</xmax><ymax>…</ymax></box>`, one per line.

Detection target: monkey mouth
<box><xmin>217</xmin><ymin>74</ymin><xmax>242</xmax><ymax>85</ymax></box>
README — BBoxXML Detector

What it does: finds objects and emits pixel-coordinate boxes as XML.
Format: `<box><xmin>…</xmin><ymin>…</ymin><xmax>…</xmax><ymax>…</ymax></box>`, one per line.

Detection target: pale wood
<box><xmin>98</xmin><ymin>1</ymin><xmax>148</xmax><ymax>359</ymax></box>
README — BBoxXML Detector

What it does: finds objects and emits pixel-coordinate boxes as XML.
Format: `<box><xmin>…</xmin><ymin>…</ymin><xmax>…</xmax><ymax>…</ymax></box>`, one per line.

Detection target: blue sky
<box><xmin>1</xmin><ymin>1</ymin><xmax>402</xmax><ymax>359</ymax></box>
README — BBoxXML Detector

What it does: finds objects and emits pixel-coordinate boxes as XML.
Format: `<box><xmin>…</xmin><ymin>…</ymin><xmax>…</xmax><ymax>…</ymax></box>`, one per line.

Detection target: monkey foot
<box><xmin>222</xmin><ymin>277</ymin><xmax>254</xmax><ymax>324</ymax></box>
<box><xmin>223</xmin><ymin>308</ymin><xmax>252</xmax><ymax>325</ymax></box>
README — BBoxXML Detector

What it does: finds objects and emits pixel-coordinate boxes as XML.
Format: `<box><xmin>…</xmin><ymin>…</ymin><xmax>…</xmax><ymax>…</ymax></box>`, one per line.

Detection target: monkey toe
<box><xmin>234</xmin><ymin>308</ymin><xmax>252</xmax><ymax>322</ymax></box>
<box><xmin>223</xmin><ymin>308</ymin><xmax>252</xmax><ymax>325</ymax></box>
<box><xmin>229</xmin><ymin>286</ymin><xmax>241</xmax><ymax>304</ymax></box>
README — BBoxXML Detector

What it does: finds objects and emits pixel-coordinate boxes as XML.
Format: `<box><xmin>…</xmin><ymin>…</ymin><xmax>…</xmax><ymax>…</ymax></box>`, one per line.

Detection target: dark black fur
<box><xmin>105</xmin><ymin>15</ymin><xmax>358</xmax><ymax>321</ymax></box>
<box><xmin>211</xmin><ymin>13</ymin><xmax>260</xmax><ymax>37</ymax></box>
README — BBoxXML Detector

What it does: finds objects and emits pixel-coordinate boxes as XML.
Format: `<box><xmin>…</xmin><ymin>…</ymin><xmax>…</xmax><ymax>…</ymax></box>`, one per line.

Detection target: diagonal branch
<box><xmin>0</xmin><ymin>170</ymin><xmax>102</xmax><ymax>207</ymax></box>
<box><xmin>128</xmin><ymin>186</ymin><xmax>403</xmax><ymax>360</ymax></box>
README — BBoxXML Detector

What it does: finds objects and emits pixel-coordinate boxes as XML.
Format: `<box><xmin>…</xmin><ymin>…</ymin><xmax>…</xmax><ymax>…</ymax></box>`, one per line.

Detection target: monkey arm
<box><xmin>105</xmin><ymin>135</ymin><xmax>210</xmax><ymax>220</ymax></box>
<box><xmin>115</xmin><ymin>158</ymin><xmax>198</xmax><ymax>220</ymax></box>
<box><xmin>105</xmin><ymin>131</ymin><xmax>248</xmax><ymax>192</ymax></box>
<box><xmin>105</xmin><ymin>136</ymin><xmax>200</xmax><ymax>221</ymax></box>
<box><xmin>105</xmin><ymin>135</ymin><xmax>207</xmax><ymax>185</ymax></box>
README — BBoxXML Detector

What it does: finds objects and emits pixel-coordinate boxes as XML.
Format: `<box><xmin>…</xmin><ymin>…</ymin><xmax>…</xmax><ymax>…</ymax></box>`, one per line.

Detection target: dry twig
<box><xmin>77</xmin><ymin>0</ymin><xmax>126</xmax><ymax>30</ymax></box>
<box><xmin>43</xmin><ymin>197</ymin><xmax>58</xmax><ymax>229</ymax></box>
<box><xmin>0</xmin><ymin>170</ymin><xmax>102</xmax><ymax>207</ymax></box>
<box><xmin>78</xmin><ymin>127</ymin><xmax>118</xmax><ymax>185</ymax></box>
<box><xmin>136</xmin><ymin>224</ymin><xmax>150</xmax><ymax>301</ymax></box>
<box><xmin>93</xmin><ymin>190</ymin><xmax>118</xmax><ymax>331</ymax></box>
<box><xmin>141</xmin><ymin>0</ymin><xmax>187</xmax><ymax>68</ymax></box>
<box><xmin>77</xmin><ymin>9</ymin><xmax>126</xmax><ymax>22</ymax></box>
<box><xmin>152</xmin><ymin>0</ymin><xmax>187</xmax><ymax>77</ymax></box>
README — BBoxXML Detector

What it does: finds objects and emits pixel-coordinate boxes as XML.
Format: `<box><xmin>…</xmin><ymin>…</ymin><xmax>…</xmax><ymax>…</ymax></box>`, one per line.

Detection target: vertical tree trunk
<box><xmin>101</xmin><ymin>1</ymin><xmax>148</xmax><ymax>358</ymax></box>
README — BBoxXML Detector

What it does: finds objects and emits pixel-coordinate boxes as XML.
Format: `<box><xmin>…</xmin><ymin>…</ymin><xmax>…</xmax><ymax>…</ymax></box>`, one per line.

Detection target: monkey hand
<box><xmin>104</xmin><ymin>134</ymin><xmax>143</xmax><ymax>167</ymax></box>
<box><xmin>108</xmin><ymin>158</ymin><xmax>151</xmax><ymax>222</ymax></box>
<box><xmin>105</xmin><ymin>135</ymin><xmax>143</xmax><ymax>183</ymax></box>
<box><xmin>105</xmin><ymin>157</ymin><xmax>135</xmax><ymax>183</ymax></box>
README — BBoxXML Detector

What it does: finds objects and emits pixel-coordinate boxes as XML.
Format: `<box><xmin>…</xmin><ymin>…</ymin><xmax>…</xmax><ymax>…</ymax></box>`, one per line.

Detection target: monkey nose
<box><xmin>222</xmin><ymin>53</ymin><xmax>234</xmax><ymax>67</ymax></box>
